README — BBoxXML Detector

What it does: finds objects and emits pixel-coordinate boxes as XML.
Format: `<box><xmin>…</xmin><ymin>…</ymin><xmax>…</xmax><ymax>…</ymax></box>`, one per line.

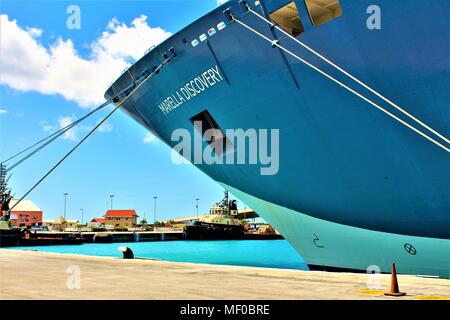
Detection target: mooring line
<box><xmin>9</xmin><ymin>104</ymin><xmax>118</xmax><ymax>211</ymax></box>
<box><xmin>247</xmin><ymin>6</ymin><xmax>450</xmax><ymax>146</ymax></box>
<box><xmin>9</xmin><ymin>52</ymin><xmax>176</xmax><ymax>211</ymax></box>
<box><xmin>231</xmin><ymin>16</ymin><xmax>450</xmax><ymax>153</ymax></box>
<box><xmin>5</xmin><ymin>101</ymin><xmax>112</xmax><ymax>171</ymax></box>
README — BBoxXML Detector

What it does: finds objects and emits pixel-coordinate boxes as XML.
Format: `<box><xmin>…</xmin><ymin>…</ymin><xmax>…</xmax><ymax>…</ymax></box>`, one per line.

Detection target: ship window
<box><xmin>269</xmin><ymin>2</ymin><xmax>304</xmax><ymax>37</ymax></box>
<box><xmin>190</xmin><ymin>110</ymin><xmax>232</xmax><ymax>155</ymax></box>
<box><xmin>191</xmin><ymin>110</ymin><xmax>223</xmax><ymax>140</ymax></box>
<box><xmin>304</xmin><ymin>0</ymin><xmax>342</xmax><ymax>27</ymax></box>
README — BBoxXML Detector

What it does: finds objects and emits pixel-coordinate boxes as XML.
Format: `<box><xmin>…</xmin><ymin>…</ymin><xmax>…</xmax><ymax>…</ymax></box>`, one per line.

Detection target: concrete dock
<box><xmin>0</xmin><ymin>249</ymin><xmax>448</xmax><ymax>300</ymax></box>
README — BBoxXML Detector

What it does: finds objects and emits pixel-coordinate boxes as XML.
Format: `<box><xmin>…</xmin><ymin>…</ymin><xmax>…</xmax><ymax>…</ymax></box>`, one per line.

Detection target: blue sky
<box><xmin>0</xmin><ymin>0</ymin><xmax>244</xmax><ymax>223</ymax></box>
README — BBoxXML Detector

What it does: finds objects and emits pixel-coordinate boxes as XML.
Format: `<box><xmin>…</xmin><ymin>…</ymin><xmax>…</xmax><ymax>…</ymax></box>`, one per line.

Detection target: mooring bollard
<box><xmin>118</xmin><ymin>246</ymin><xmax>134</xmax><ymax>259</ymax></box>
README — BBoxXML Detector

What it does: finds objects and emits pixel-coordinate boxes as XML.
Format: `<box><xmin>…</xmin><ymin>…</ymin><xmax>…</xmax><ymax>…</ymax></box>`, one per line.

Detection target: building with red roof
<box><xmin>9</xmin><ymin>199</ymin><xmax>43</xmax><ymax>227</ymax></box>
<box><xmin>91</xmin><ymin>218</ymin><xmax>106</xmax><ymax>224</ymax></box>
<box><xmin>87</xmin><ymin>218</ymin><xmax>106</xmax><ymax>228</ymax></box>
<box><xmin>104</xmin><ymin>210</ymin><xmax>138</xmax><ymax>228</ymax></box>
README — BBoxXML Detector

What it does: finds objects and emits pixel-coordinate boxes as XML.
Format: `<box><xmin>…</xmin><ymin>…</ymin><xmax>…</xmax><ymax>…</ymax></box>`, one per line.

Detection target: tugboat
<box><xmin>184</xmin><ymin>191</ymin><xmax>244</xmax><ymax>240</ymax></box>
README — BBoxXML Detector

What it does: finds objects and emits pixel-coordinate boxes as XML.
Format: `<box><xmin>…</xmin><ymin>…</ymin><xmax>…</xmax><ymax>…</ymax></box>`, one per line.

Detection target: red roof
<box><xmin>91</xmin><ymin>218</ymin><xmax>105</xmax><ymax>223</ymax></box>
<box><xmin>104</xmin><ymin>210</ymin><xmax>138</xmax><ymax>218</ymax></box>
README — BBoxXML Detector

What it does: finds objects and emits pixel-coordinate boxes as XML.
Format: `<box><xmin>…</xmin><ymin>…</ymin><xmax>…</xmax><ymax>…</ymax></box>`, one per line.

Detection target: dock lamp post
<box><xmin>63</xmin><ymin>193</ymin><xmax>69</xmax><ymax>219</ymax></box>
<box><xmin>195</xmin><ymin>197</ymin><xmax>199</xmax><ymax>218</ymax></box>
<box><xmin>109</xmin><ymin>194</ymin><xmax>114</xmax><ymax>210</ymax></box>
<box><xmin>80</xmin><ymin>208</ymin><xmax>84</xmax><ymax>225</ymax></box>
<box><xmin>153</xmin><ymin>196</ymin><xmax>158</xmax><ymax>226</ymax></box>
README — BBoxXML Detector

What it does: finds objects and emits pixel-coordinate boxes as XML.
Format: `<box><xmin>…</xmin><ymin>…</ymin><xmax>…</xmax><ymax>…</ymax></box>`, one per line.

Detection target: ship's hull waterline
<box><xmin>221</xmin><ymin>182</ymin><xmax>449</xmax><ymax>278</ymax></box>
<box><xmin>106</xmin><ymin>0</ymin><xmax>450</xmax><ymax>277</ymax></box>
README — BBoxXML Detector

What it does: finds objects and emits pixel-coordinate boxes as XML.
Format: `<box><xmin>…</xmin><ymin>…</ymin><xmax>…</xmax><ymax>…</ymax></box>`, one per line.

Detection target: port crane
<box><xmin>0</xmin><ymin>163</ymin><xmax>12</xmax><ymax>224</ymax></box>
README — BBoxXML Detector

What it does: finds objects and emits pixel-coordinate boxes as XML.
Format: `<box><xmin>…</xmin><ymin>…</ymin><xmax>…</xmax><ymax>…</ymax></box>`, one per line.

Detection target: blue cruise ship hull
<box><xmin>106</xmin><ymin>0</ymin><xmax>450</xmax><ymax>277</ymax></box>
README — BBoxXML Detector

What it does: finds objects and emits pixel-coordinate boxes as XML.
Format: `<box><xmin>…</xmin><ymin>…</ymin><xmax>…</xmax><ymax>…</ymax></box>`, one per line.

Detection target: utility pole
<box><xmin>109</xmin><ymin>194</ymin><xmax>114</xmax><ymax>210</ymax></box>
<box><xmin>63</xmin><ymin>193</ymin><xmax>69</xmax><ymax>219</ymax></box>
<box><xmin>195</xmin><ymin>197</ymin><xmax>199</xmax><ymax>218</ymax></box>
<box><xmin>80</xmin><ymin>208</ymin><xmax>84</xmax><ymax>225</ymax></box>
<box><xmin>153</xmin><ymin>196</ymin><xmax>158</xmax><ymax>226</ymax></box>
<box><xmin>142</xmin><ymin>211</ymin><xmax>147</xmax><ymax>225</ymax></box>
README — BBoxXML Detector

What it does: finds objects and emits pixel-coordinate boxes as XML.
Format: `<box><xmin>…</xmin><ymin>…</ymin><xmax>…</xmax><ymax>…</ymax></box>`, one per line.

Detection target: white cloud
<box><xmin>143</xmin><ymin>132</ymin><xmax>157</xmax><ymax>144</ymax></box>
<box><xmin>0</xmin><ymin>108</ymin><xmax>7</xmax><ymax>114</ymax></box>
<box><xmin>98</xmin><ymin>122</ymin><xmax>113</xmax><ymax>133</ymax></box>
<box><xmin>0</xmin><ymin>14</ymin><xmax>171</xmax><ymax>108</ymax></box>
<box><xmin>217</xmin><ymin>0</ymin><xmax>229</xmax><ymax>5</ymax></box>
<box><xmin>41</xmin><ymin>116</ymin><xmax>113</xmax><ymax>141</ymax></box>
<box><xmin>58</xmin><ymin>116</ymin><xmax>79</xmax><ymax>141</ymax></box>
<box><xmin>40</xmin><ymin>121</ymin><xmax>54</xmax><ymax>132</ymax></box>
<box><xmin>95</xmin><ymin>15</ymin><xmax>171</xmax><ymax>61</ymax></box>
<box><xmin>26</xmin><ymin>27</ymin><xmax>43</xmax><ymax>37</ymax></box>
<box><xmin>40</xmin><ymin>116</ymin><xmax>86</xmax><ymax>141</ymax></box>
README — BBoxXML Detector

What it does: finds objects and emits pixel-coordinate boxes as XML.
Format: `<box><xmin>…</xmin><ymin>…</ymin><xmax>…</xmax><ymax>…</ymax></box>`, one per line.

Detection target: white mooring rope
<box><xmin>232</xmin><ymin>17</ymin><xmax>450</xmax><ymax>153</ymax></box>
<box><xmin>247</xmin><ymin>7</ymin><xmax>450</xmax><ymax>146</ymax></box>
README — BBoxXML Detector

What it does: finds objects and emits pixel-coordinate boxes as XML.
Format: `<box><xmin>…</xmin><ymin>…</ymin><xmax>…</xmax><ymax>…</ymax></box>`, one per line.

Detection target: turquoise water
<box><xmin>10</xmin><ymin>240</ymin><xmax>308</xmax><ymax>270</ymax></box>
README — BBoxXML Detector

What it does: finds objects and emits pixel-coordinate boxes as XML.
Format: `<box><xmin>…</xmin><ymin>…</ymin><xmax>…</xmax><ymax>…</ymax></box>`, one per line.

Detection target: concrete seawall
<box><xmin>33</xmin><ymin>231</ymin><xmax>184</xmax><ymax>243</ymax></box>
<box><xmin>28</xmin><ymin>231</ymin><xmax>280</xmax><ymax>244</ymax></box>
<box><xmin>0</xmin><ymin>249</ymin><xmax>448</xmax><ymax>300</ymax></box>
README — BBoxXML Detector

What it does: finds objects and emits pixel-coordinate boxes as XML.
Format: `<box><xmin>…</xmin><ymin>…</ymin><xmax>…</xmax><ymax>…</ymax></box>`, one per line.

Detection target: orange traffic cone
<box><xmin>384</xmin><ymin>262</ymin><xmax>406</xmax><ymax>297</ymax></box>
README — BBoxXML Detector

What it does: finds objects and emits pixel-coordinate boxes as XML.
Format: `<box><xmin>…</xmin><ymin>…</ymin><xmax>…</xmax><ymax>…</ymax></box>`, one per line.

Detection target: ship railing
<box><xmin>111</xmin><ymin>47</ymin><xmax>177</xmax><ymax>104</ymax></box>
<box><xmin>144</xmin><ymin>45</ymin><xmax>156</xmax><ymax>55</ymax></box>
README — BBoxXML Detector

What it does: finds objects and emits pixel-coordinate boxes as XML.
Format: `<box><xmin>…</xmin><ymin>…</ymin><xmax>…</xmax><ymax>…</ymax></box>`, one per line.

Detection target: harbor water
<box><xmin>8</xmin><ymin>239</ymin><xmax>308</xmax><ymax>270</ymax></box>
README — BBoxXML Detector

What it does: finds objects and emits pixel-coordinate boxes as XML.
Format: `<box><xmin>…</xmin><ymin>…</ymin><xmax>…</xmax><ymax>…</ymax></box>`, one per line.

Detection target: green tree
<box><xmin>154</xmin><ymin>220</ymin><xmax>162</xmax><ymax>227</ymax></box>
<box><xmin>114</xmin><ymin>225</ymin><xmax>128</xmax><ymax>231</ymax></box>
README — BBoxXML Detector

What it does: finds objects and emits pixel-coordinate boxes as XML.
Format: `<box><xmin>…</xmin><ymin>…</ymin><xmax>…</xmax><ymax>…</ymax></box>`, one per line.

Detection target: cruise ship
<box><xmin>105</xmin><ymin>0</ymin><xmax>450</xmax><ymax>278</ymax></box>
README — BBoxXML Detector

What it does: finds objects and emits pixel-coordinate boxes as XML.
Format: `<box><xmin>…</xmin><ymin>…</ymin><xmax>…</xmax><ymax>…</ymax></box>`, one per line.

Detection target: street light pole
<box><xmin>63</xmin><ymin>193</ymin><xmax>68</xmax><ymax>219</ymax></box>
<box><xmin>153</xmin><ymin>196</ymin><xmax>158</xmax><ymax>225</ymax></box>
<box><xmin>142</xmin><ymin>211</ymin><xmax>147</xmax><ymax>226</ymax></box>
<box><xmin>109</xmin><ymin>194</ymin><xmax>114</xmax><ymax>210</ymax></box>
<box><xmin>80</xmin><ymin>208</ymin><xmax>84</xmax><ymax>225</ymax></box>
<box><xmin>195</xmin><ymin>197</ymin><xmax>199</xmax><ymax>218</ymax></box>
